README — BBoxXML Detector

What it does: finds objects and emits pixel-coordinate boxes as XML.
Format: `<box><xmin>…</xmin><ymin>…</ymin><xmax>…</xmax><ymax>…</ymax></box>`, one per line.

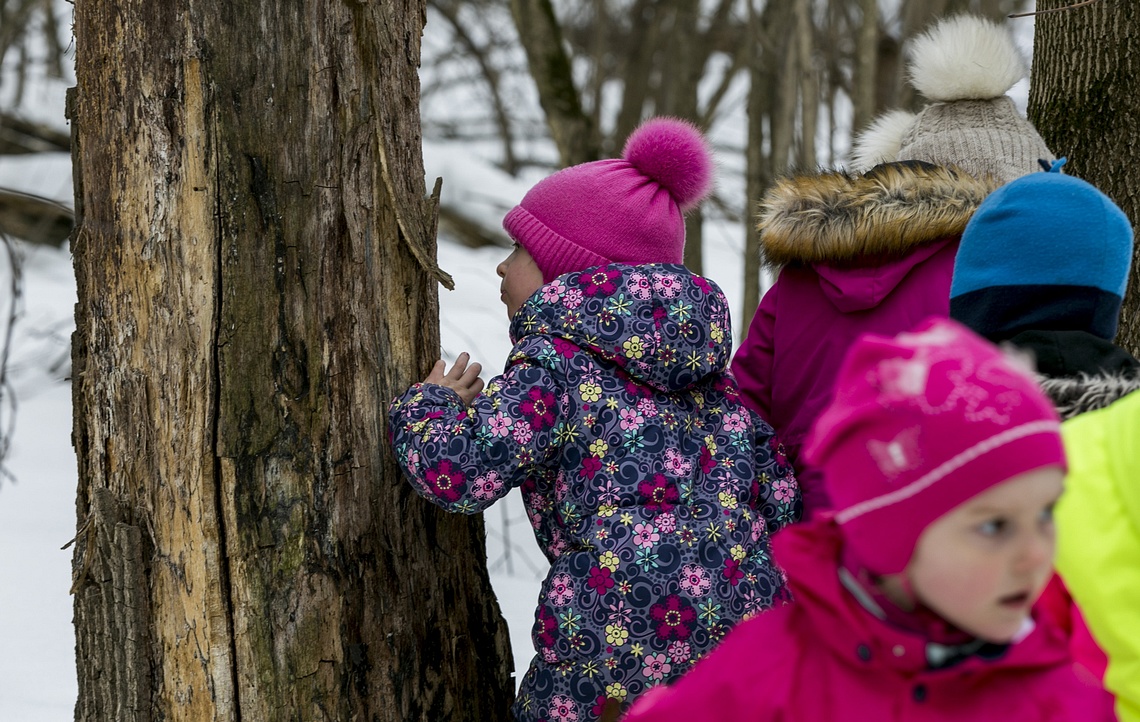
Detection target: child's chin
<box><xmin>970</xmin><ymin>617</ymin><xmax>1028</xmax><ymax>645</ymax></box>
<box><xmin>976</xmin><ymin>630</ymin><xmax>1017</xmax><ymax>645</ymax></box>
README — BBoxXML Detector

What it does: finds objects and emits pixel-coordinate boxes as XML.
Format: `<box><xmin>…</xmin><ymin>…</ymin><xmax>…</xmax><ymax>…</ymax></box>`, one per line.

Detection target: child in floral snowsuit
<box><xmin>388</xmin><ymin>119</ymin><xmax>800</xmax><ymax>722</ymax></box>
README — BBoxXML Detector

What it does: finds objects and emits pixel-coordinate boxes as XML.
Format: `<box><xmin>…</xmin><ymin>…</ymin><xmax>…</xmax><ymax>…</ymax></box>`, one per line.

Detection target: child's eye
<box><xmin>977</xmin><ymin>518</ymin><xmax>1008</xmax><ymax>537</ymax></box>
<box><xmin>1039</xmin><ymin>503</ymin><xmax>1056</xmax><ymax>525</ymax></box>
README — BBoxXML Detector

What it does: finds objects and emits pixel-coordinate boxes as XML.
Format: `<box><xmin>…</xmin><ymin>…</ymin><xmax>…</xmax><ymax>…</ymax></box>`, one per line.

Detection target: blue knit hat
<box><xmin>950</xmin><ymin>161</ymin><xmax>1134</xmax><ymax>341</ymax></box>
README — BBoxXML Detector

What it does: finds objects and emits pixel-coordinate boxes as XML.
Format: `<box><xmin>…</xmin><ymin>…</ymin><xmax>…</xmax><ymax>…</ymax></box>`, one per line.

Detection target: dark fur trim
<box><xmin>758</xmin><ymin>163</ymin><xmax>999</xmax><ymax>266</ymax></box>
<box><xmin>1039</xmin><ymin>371</ymin><xmax>1140</xmax><ymax>420</ymax></box>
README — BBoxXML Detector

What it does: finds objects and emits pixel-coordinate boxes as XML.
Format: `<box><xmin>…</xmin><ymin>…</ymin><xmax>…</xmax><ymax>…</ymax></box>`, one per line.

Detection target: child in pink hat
<box><xmin>389</xmin><ymin>118</ymin><xmax>800</xmax><ymax>721</ymax></box>
<box><xmin>623</xmin><ymin>318</ymin><xmax>1115</xmax><ymax>722</ymax></box>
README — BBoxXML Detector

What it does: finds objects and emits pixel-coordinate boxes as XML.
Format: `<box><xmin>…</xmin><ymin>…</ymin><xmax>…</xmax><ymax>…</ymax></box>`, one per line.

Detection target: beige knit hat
<box><xmin>852</xmin><ymin>15</ymin><xmax>1054</xmax><ymax>184</ymax></box>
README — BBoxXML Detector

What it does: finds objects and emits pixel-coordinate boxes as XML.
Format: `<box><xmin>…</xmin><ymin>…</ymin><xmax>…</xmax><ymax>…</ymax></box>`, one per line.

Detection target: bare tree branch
<box><xmin>0</xmin><ymin>188</ymin><xmax>72</xmax><ymax>247</ymax></box>
<box><xmin>429</xmin><ymin>0</ymin><xmax>521</xmax><ymax>173</ymax></box>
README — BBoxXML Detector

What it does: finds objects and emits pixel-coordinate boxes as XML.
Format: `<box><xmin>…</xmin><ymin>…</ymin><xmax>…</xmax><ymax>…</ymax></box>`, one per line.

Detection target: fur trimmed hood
<box><xmin>758</xmin><ymin>162</ymin><xmax>998</xmax><ymax>267</ymax></box>
<box><xmin>1040</xmin><ymin>371</ymin><xmax>1140</xmax><ymax>421</ymax></box>
<box><xmin>1001</xmin><ymin>330</ymin><xmax>1140</xmax><ymax>420</ymax></box>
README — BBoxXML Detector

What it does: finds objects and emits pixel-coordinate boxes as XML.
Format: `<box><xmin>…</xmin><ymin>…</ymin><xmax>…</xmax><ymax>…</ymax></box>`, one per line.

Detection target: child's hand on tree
<box><xmin>423</xmin><ymin>352</ymin><xmax>484</xmax><ymax>405</ymax></box>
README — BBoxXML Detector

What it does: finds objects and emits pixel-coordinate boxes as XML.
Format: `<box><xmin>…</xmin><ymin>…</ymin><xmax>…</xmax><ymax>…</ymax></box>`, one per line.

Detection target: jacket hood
<box><xmin>758</xmin><ymin>161</ymin><xmax>996</xmax><ymax>267</ymax></box>
<box><xmin>813</xmin><ymin>239</ymin><xmax>951</xmax><ymax>312</ymax></box>
<box><xmin>771</xmin><ymin>519</ymin><xmax>1072</xmax><ymax>676</ymax></box>
<box><xmin>509</xmin><ymin>263</ymin><xmax>732</xmax><ymax>392</ymax></box>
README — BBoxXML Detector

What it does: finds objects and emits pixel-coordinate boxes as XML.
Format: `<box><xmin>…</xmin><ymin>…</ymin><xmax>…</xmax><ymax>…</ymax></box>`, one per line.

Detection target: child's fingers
<box><xmin>422</xmin><ymin>354</ymin><xmax>484</xmax><ymax>403</ymax></box>
<box><xmin>445</xmin><ymin>352</ymin><xmax>471</xmax><ymax>379</ymax></box>
<box><xmin>460</xmin><ymin>362</ymin><xmax>483</xmax><ymax>386</ymax></box>
<box><xmin>423</xmin><ymin>359</ymin><xmax>448</xmax><ymax>384</ymax></box>
<box><xmin>468</xmin><ymin>376</ymin><xmax>485</xmax><ymax>397</ymax></box>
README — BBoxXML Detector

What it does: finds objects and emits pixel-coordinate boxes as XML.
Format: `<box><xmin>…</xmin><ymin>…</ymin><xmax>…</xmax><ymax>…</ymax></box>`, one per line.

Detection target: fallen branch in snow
<box><xmin>438</xmin><ymin>203</ymin><xmax>511</xmax><ymax>249</ymax></box>
<box><xmin>0</xmin><ymin>113</ymin><xmax>71</xmax><ymax>155</ymax></box>
<box><xmin>0</xmin><ymin>188</ymin><xmax>73</xmax><ymax>247</ymax></box>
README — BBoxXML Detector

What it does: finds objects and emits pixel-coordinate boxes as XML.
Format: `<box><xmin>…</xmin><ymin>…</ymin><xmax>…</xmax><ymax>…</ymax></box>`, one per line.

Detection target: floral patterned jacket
<box><xmin>388</xmin><ymin>264</ymin><xmax>801</xmax><ymax>722</ymax></box>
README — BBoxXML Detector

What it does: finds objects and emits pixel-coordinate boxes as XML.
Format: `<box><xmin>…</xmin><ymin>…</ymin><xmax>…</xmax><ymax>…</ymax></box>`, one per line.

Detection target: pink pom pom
<box><xmin>622</xmin><ymin>117</ymin><xmax>714</xmax><ymax>211</ymax></box>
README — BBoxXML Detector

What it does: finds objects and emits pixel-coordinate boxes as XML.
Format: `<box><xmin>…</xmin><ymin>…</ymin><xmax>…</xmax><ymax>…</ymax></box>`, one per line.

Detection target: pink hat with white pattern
<box><xmin>804</xmin><ymin>317</ymin><xmax>1065</xmax><ymax>575</ymax></box>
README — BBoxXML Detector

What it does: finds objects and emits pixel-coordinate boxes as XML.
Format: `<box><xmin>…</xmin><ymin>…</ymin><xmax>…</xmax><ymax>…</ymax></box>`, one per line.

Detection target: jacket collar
<box><xmin>1006</xmin><ymin>329</ymin><xmax>1140</xmax><ymax>419</ymax></box>
<box><xmin>1041</xmin><ymin>370</ymin><xmax>1140</xmax><ymax>420</ymax></box>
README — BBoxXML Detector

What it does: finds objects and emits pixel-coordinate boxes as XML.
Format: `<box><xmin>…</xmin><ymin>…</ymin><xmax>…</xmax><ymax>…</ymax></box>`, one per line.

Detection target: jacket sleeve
<box><xmin>731</xmin><ymin>282</ymin><xmax>778</xmax><ymax>418</ymax></box>
<box><xmin>387</xmin><ymin>353</ymin><xmax>563</xmax><ymax>514</ymax></box>
<box><xmin>750</xmin><ymin>413</ymin><xmax>802</xmax><ymax>535</ymax></box>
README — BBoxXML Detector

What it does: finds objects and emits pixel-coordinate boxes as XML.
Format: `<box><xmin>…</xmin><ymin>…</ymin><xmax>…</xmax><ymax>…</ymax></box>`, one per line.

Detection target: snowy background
<box><xmin>0</xmin><ymin>4</ymin><xmax>1036</xmax><ymax>719</ymax></box>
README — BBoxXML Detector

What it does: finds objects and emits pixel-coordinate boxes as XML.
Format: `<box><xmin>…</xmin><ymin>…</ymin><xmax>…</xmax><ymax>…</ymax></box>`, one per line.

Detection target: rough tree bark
<box><xmin>1028</xmin><ymin>0</ymin><xmax>1140</xmax><ymax>358</ymax></box>
<box><xmin>68</xmin><ymin>0</ymin><xmax>514</xmax><ymax>719</ymax></box>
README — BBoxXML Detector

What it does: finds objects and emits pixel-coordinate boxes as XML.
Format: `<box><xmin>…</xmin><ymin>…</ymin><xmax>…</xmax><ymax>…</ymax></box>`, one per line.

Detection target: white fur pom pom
<box><xmin>908</xmin><ymin>15</ymin><xmax>1026</xmax><ymax>102</ymax></box>
<box><xmin>850</xmin><ymin>110</ymin><xmax>917</xmax><ymax>172</ymax></box>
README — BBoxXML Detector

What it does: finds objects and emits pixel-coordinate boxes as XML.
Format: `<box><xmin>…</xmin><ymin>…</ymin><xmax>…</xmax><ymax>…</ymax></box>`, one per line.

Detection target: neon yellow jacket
<box><xmin>1057</xmin><ymin>388</ymin><xmax>1140</xmax><ymax>722</ymax></box>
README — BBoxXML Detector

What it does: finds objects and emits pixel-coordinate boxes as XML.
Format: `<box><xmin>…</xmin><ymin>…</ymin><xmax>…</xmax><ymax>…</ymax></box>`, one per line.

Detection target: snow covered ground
<box><xmin>0</xmin><ymin>240</ymin><xmax>82</xmax><ymax>720</ymax></box>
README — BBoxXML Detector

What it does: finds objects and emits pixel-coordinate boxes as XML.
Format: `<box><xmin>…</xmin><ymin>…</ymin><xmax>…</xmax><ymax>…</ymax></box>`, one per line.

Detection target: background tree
<box><xmin>419</xmin><ymin>0</ymin><xmax>1030</xmax><ymax>326</ymax></box>
<box><xmin>1</xmin><ymin>0</ymin><xmax>73</xmax><ymax>247</ymax></box>
<box><xmin>510</xmin><ymin>0</ymin><xmax>601</xmax><ymax>166</ymax></box>
<box><xmin>67</xmin><ymin>0</ymin><xmax>513</xmax><ymax>719</ymax></box>
<box><xmin>1028</xmin><ymin>0</ymin><xmax>1140</xmax><ymax>358</ymax></box>
<box><xmin>0</xmin><ymin>0</ymin><xmax>68</xmax><ymax>109</ymax></box>
<box><xmin>3</xmin><ymin>1</ymin><xmax>1037</xmax><ymax>310</ymax></box>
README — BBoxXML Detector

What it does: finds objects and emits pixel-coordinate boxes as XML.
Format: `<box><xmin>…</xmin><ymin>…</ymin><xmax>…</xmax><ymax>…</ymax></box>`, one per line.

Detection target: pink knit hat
<box><xmin>502</xmin><ymin>117</ymin><xmax>714</xmax><ymax>282</ymax></box>
<box><xmin>804</xmin><ymin>318</ymin><xmax>1065</xmax><ymax>576</ymax></box>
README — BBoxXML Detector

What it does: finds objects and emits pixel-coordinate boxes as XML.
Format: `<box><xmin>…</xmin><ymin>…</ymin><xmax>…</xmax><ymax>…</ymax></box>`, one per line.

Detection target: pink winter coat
<box><xmin>622</xmin><ymin>520</ymin><xmax>1117</xmax><ymax>722</ymax></box>
<box><xmin>732</xmin><ymin>163</ymin><xmax>995</xmax><ymax>517</ymax></box>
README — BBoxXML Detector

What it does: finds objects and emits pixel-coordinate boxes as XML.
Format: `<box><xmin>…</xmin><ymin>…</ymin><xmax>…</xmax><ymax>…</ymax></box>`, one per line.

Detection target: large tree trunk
<box><xmin>1028</xmin><ymin>0</ymin><xmax>1140</xmax><ymax>358</ymax></box>
<box><xmin>68</xmin><ymin>0</ymin><xmax>514</xmax><ymax>720</ymax></box>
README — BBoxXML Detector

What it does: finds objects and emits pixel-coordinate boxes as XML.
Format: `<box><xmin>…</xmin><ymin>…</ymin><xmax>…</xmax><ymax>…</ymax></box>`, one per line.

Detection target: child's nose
<box><xmin>1017</xmin><ymin>530</ymin><xmax>1054</xmax><ymax>573</ymax></box>
<box><xmin>496</xmin><ymin>260</ymin><xmax>507</xmax><ymax>278</ymax></box>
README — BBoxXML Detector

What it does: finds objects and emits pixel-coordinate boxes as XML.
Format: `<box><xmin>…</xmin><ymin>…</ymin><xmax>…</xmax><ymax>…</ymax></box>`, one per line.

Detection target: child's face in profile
<box><xmin>906</xmin><ymin>466</ymin><xmax>1064</xmax><ymax>643</ymax></box>
<box><xmin>496</xmin><ymin>243</ymin><xmax>544</xmax><ymax>320</ymax></box>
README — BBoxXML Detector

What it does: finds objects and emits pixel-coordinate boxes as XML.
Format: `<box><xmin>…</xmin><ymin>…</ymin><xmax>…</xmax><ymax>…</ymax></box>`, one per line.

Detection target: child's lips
<box><xmin>998</xmin><ymin>591</ymin><xmax>1031</xmax><ymax>608</ymax></box>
